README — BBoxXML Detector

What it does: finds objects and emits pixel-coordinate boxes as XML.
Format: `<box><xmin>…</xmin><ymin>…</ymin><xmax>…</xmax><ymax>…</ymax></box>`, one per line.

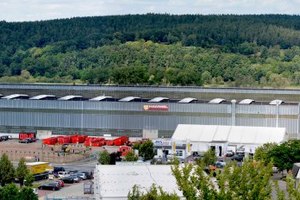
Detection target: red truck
<box><xmin>19</xmin><ymin>132</ymin><xmax>36</xmax><ymax>142</ymax></box>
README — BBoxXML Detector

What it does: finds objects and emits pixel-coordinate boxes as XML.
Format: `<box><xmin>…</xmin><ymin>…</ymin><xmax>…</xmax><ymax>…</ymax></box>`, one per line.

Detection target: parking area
<box><xmin>38</xmin><ymin>179</ymin><xmax>93</xmax><ymax>200</ymax></box>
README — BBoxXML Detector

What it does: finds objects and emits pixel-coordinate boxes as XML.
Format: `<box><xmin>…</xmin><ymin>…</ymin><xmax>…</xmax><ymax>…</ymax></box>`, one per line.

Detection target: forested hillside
<box><xmin>2</xmin><ymin>14</ymin><xmax>300</xmax><ymax>87</ymax></box>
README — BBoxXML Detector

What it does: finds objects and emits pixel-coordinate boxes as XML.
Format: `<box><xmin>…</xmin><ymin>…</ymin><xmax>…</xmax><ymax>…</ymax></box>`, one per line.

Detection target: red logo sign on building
<box><xmin>143</xmin><ymin>105</ymin><xmax>169</xmax><ymax>111</ymax></box>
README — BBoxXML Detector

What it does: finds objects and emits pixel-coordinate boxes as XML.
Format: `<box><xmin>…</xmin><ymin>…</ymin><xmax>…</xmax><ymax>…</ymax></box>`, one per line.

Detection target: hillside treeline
<box><xmin>3</xmin><ymin>41</ymin><xmax>300</xmax><ymax>87</ymax></box>
<box><xmin>2</xmin><ymin>14</ymin><xmax>300</xmax><ymax>87</ymax></box>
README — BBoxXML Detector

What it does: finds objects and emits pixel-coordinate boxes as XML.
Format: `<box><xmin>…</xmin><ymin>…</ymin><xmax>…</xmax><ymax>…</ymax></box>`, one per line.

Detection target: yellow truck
<box><xmin>26</xmin><ymin>162</ymin><xmax>53</xmax><ymax>180</ymax></box>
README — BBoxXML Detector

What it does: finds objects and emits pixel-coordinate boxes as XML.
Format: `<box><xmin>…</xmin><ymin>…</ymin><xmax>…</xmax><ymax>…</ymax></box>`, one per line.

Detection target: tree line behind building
<box><xmin>2</xmin><ymin>14</ymin><xmax>300</xmax><ymax>87</ymax></box>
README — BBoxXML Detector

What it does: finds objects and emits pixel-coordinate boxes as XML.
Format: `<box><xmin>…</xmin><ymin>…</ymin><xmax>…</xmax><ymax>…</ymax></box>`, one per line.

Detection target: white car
<box><xmin>58</xmin><ymin>171</ymin><xmax>69</xmax><ymax>179</ymax></box>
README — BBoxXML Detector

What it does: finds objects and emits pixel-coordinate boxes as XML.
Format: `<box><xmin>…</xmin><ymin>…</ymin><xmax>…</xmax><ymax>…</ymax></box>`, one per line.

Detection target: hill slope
<box><xmin>1</xmin><ymin>14</ymin><xmax>300</xmax><ymax>87</ymax></box>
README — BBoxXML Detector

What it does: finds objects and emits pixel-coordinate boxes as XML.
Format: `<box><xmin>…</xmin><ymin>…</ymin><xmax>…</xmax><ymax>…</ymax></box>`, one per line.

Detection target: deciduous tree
<box><xmin>0</xmin><ymin>154</ymin><xmax>15</xmax><ymax>186</ymax></box>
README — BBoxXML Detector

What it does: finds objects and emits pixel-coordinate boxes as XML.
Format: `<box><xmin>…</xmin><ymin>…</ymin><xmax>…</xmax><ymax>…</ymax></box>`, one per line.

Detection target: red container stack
<box><xmin>42</xmin><ymin>137</ymin><xmax>57</xmax><ymax>145</ymax></box>
<box><xmin>57</xmin><ymin>136</ymin><xmax>71</xmax><ymax>144</ymax></box>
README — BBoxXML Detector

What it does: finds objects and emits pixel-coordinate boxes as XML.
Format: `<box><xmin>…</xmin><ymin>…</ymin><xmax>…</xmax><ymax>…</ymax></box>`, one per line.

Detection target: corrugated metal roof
<box><xmin>270</xmin><ymin>99</ymin><xmax>284</xmax><ymax>105</ymax></box>
<box><xmin>209</xmin><ymin>98</ymin><xmax>225</xmax><ymax>104</ymax></box>
<box><xmin>178</xmin><ymin>97</ymin><xmax>197</xmax><ymax>103</ymax></box>
<box><xmin>30</xmin><ymin>95</ymin><xmax>56</xmax><ymax>100</ymax></box>
<box><xmin>89</xmin><ymin>95</ymin><xmax>112</xmax><ymax>101</ymax></box>
<box><xmin>239</xmin><ymin>99</ymin><xmax>255</xmax><ymax>105</ymax></box>
<box><xmin>172</xmin><ymin>124</ymin><xmax>286</xmax><ymax>145</ymax></box>
<box><xmin>2</xmin><ymin>94</ymin><xmax>28</xmax><ymax>99</ymax></box>
<box><xmin>148</xmin><ymin>97</ymin><xmax>169</xmax><ymax>103</ymax></box>
<box><xmin>119</xmin><ymin>96</ymin><xmax>141</xmax><ymax>102</ymax></box>
<box><xmin>58</xmin><ymin>95</ymin><xmax>82</xmax><ymax>101</ymax></box>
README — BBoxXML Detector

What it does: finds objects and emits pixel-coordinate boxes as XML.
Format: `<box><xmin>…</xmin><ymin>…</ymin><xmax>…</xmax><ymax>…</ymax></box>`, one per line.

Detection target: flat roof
<box><xmin>94</xmin><ymin>165</ymin><xmax>183</xmax><ymax>199</ymax></box>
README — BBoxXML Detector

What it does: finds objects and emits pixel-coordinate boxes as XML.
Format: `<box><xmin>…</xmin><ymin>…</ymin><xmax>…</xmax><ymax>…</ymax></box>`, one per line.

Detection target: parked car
<box><xmin>53</xmin><ymin>179</ymin><xmax>64</xmax><ymax>187</ymax></box>
<box><xmin>19</xmin><ymin>138</ymin><xmax>32</xmax><ymax>143</ymax></box>
<box><xmin>68</xmin><ymin>170</ymin><xmax>78</xmax><ymax>174</ymax></box>
<box><xmin>58</xmin><ymin>171</ymin><xmax>69</xmax><ymax>179</ymax></box>
<box><xmin>225</xmin><ymin>150</ymin><xmax>235</xmax><ymax>157</ymax></box>
<box><xmin>0</xmin><ymin>135</ymin><xmax>9</xmax><ymax>141</ymax></box>
<box><xmin>231</xmin><ymin>154</ymin><xmax>244</xmax><ymax>162</ymax></box>
<box><xmin>215</xmin><ymin>160</ymin><xmax>226</xmax><ymax>168</ymax></box>
<box><xmin>61</xmin><ymin>175</ymin><xmax>80</xmax><ymax>183</ymax></box>
<box><xmin>38</xmin><ymin>182</ymin><xmax>60</xmax><ymax>191</ymax></box>
<box><xmin>74</xmin><ymin>172</ymin><xmax>87</xmax><ymax>180</ymax></box>
<box><xmin>52</xmin><ymin>166</ymin><xmax>65</xmax><ymax>177</ymax></box>
<box><xmin>81</xmin><ymin>171</ymin><xmax>93</xmax><ymax>179</ymax></box>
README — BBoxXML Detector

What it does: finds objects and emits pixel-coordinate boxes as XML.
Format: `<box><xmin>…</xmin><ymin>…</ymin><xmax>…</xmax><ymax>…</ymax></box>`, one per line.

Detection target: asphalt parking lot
<box><xmin>38</xmin><ymin>179</ymin><xmax>93</xmax><ymax>200</ymax></box>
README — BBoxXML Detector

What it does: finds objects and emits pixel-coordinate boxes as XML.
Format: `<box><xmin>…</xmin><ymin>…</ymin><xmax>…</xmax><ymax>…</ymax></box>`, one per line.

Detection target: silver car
<box><xmin>75</xmin><ymin>172</ymin><xmax>87</xmax><ymax>180</ymax></box>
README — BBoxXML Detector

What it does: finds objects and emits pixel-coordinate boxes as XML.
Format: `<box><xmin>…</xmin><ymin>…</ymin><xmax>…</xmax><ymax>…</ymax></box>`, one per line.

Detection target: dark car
<box><xmin>68</xmin><ymin>170</ymin><xmax>78</xmax><ymax>174</ymax></box>
<box><xmin>231</xmin><ymin>154</ymin><xmax>244</xmax><ymax>162</ymax></box>
<box><xmin>225</xmin><ymin>150</ymin><xmax>235</xmax><ymax>157</ymax></box>
<box><xmin>53</xmin><ymin>166</ymin><xmax>65</xmax><ymax>177</ymax></box>
<box><xmin>81</xmin><ymin>171</ymin><xmax>94</xmax><ymax>179</ymax></box>
<box><xmin>61</xmin><ymin>175</ymin><xmax>80</xmax><ymax>183</ymax></box>
<box><xmin>0</xmin><ymin>135</ymin><xmax>9</xmax><ymax>141</ymax></box>
<box><xmin>38</xmin><ymin>182</ymin><xmax>60</xmax><ymax>191</ymax></box>
<box><xmin>19</xmin><ymin>138</ymin><xmax>32</xmax><ymax>143</ymax></box>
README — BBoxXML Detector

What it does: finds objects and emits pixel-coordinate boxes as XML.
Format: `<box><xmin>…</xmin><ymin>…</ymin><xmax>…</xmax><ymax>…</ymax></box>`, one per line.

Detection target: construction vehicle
<box><xmin>26</xmin><ymin>162</ymin><xmax>53</xmax><ymax>181</ymax></box>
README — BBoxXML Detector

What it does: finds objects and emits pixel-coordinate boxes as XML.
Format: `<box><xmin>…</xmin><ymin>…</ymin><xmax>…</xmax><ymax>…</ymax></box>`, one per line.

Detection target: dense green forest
<box><xmin>2</xmin><ymin>14</ymin><xmax>300</xmax><ymax>87</ymax></box>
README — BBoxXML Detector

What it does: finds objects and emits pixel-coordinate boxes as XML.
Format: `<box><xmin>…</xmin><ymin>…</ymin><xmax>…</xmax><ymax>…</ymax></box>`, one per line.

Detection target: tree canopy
<box><xmin>0</xmin><ymin>154</ymin><xmax>15</xmax><ymax>186</ymax></box>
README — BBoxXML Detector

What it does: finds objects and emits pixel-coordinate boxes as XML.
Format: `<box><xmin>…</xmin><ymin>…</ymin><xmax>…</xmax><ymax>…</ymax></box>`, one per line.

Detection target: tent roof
<box><xmin>148</xmin><ymin>97</ymin><xmax>169</xmax><ymax>103</ymax></box>
<box><xmin>178</xmin><ymin>97</ymin><xmax>197</xmax><ymax>103</ymax></box>
<box><xmin>239</xmin><ymin>99</ymin><xmax>255</xmax><ymax>105</ymax></box>
<box><xmin>30</xmin><ymin>94</ymin><xmax>56</xmax><ymax>100</ymax></box>
<box><xmin>2</xmin><ymin>94</ymin><xmax>28</xmax><ymax>99</ymax></box>
<box><xmin>58</xmin><ymin>95</ymin><xmax>82</xmax><ymax>100</ymax></box>
<box><xmin>119</xmin><ymin>96</ymin><xmax>141</xmax><ymax>102</ymax></box>
<box><xmin>95</xmin><ymin>165</ymin><xmax>183</xmax><ymax>199</ymax></box>
<box><xmin>89</xmin><ymin>95</ymin><xmax>112</xmax><ymax>101</ymax></box>
<box><xmin>172</xmin><ymin>124</ymin><xmax>286</xmax><ymax>145</ymax></box>
<box><xmin>209</xmin><ymin>98</ymin><xmax>225</xmax><ymax>104</ymax></box>
<box><xmin>270</xmin><ymin>99</ymin><xmax>284</xmax><ymax>105</ymax></box>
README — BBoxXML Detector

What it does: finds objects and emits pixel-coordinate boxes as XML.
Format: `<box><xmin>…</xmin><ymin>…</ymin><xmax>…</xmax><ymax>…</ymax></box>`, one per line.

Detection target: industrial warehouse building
<box><xmin>0</xmin><ymin>84</ymin><xmax>299</xmax><ymax>138</ymax></box>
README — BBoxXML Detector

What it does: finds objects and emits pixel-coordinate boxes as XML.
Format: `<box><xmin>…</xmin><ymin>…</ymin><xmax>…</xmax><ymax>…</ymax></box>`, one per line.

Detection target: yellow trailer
<box><xmin>26</xmin><ymin>162</ymin><xmax>53</xmax><ymax>180</ymax></box>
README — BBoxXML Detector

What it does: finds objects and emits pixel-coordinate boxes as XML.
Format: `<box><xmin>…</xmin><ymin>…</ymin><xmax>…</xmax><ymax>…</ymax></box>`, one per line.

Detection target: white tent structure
<box><xmin>94</xmin><ymin>164</ymin><xmax>183</xmax><ymax>200</ymax></box>
<box><xmin>172</xmin><ymin>124</ymin><xmax>286</xmax><ymax>155</ymax></box>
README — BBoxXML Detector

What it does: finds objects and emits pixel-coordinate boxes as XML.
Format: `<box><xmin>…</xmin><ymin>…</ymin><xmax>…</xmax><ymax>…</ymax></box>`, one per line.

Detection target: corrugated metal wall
<box><xmin>0</xmin><ymin>99</ymin><xmax>298</xmax><ymax>138</ymax></box>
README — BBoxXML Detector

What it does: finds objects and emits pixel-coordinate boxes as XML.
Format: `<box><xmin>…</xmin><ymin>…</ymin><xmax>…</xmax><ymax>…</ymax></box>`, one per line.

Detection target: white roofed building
<box><xmin>94</xmin><ymin>164</ymin><xmax>183</xmax><ymax>200</ymax></box>
<box><xmin>172</xmin><ymin>124</ymin><xmax>286</xmax><ymax>155</ymax></box>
